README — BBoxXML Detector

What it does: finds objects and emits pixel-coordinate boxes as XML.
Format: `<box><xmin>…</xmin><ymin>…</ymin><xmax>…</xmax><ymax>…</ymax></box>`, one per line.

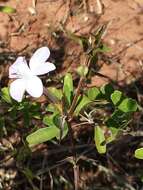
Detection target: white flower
<box><xmin>9</xmin><ymin>47</ymin><xmax>56</xmax><ymax>102</ymax></box>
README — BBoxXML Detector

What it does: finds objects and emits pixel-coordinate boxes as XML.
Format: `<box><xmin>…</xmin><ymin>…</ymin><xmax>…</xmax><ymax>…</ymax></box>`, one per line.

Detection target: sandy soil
<box><xmin>0</xmin><ymin>0</ymin><xmax>143</xmax><ymax>87</ymax></box>
<box><xmin>0</xmin><ymin>0</ymin><xmax>143</xmax><ymax>189</ymax></box>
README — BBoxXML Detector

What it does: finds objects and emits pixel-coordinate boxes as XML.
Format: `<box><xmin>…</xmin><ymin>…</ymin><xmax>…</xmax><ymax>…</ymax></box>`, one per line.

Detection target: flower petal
<box><xmin>9</xmin><ymin>57</ymin><xmax>30</xmax><ymax>78</ymax></box>
<box><xmin>31</xmin><ymin>62</ymin><xmax>56</xmax><ymax>75</ymax></box>
<box><xmin>9</xmin><ymin>79</ymin><xmax>26</xmax><ymax>102</ymax></box>
<box><xmin>25</xmin><ymin>76</ymin><xmax>43</xmax><ymax>98</ymax></box>
<box><xmin>29</xmin><ymin>47</ymin><xmax>50</xmax><ymax>72</ymax></box>
<box><xmin>9</xmin><ymin>57</ymin><xmax>24</xmax><ymax>78</ymax></box>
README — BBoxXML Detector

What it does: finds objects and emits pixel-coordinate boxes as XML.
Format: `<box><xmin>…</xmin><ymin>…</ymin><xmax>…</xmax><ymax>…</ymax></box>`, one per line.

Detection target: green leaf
<box><xmin>22</xmin><ymin>168</ymin><xmax>35</xmax><ymax>180</ymax></box>
<box><xmin>74</xmin><ymin>95</ymin><xmax>91</xmax><ymax>116</ymax></box>
<box><xmin>106</xmin><ymin>127</ymin><xmax>119</xmax><ymax>143</ymax></box>
<box><xmin>94</xmin><ymin>126</ymin><xmax>106</xmax><ymax>154</ymax></box>
<box><xmin>87</xmin><ymin>87</ymin><xmax>100</xmax><ymax>101</ymax></box>
<box><xmin>48</xmin><ymin>87</ymin><xmax>63</xmax><ymax>100</ymax></box>
<box><xmin>63</xmin><ymin>73</ymin><xmax>73</xmax><ymax>107</ymax></box>
<box><xmin>22</xmin><ymin>102</ymin><xmax>30</xmax><ymax>127</ymax></box>
<box><xmin>0</xmin><ymin>6</ymin><xmax>16</xmax><ymax>13</ymax></box>
<box><xmin>134</xmin><ymin>148</ymin><xmax>143</xmax><ymax>159</ymax></box>
<box><xmin>106</xmin><ymin>110</ymin><xmax>131</xmax><ymax>128</ymax></box>
<box><xmin>43</xmin><ymin>115</ymin><xmax>56</xmax><ymax>127</ymax></box>
<box><xmin>53</xmin><ymin>114</ymin><xmax>68</xmax><ymax>139</ymax></box>
<box><xmin>77</xmin><ymin>65</ymin><xmax>88</xmax><ymax>77</ymax></box>
<box><xmin>46</xmin><ymin>103</ymin><xmax>61</xmax><ymax>114</ymax></box>
<box><xmin>100</xmin><ymin>44</ymin><xmax>112</xmax><ymax>52</ymax></box>
<box><xmin>100</xmin><ymin>84</ymin><xmax>114</xmax><ymax>100</ymax></box>
<box><xmin>30</xmin><ymin>102</ymin><xmax>41</xmax><ymax>119</ymax></box>
<box><xmin>111</xmin><ymin>90</ymin><xmax>122</xmax><ymax>105</ymax></box>
<box><xmin>26</xmin><ymin>126</ymin><xmax>59</xmax><ymax>147</ymax></box>
<box><xmin>118</xmin><ymin>98</ymin><xmax>138</xmax><ymax>112</ymax></box>
<box><xmin>16</xmin><ymin>145</ymin><xmax>31</xmax><ymax>162</ymax></box>
<box><xmin>1</xmin><ymin>87</ymin><xmax>12</xmax><ymax>104</ymax></box>
<box><xmin>43</xmin><ymin>114</ymin><xmax>68</xmax><ymax>139</ymax></box>
<box><xmin>95</xmin><ymin>44</ymin><xmax>112</xmax><ymax>53</ymax></box>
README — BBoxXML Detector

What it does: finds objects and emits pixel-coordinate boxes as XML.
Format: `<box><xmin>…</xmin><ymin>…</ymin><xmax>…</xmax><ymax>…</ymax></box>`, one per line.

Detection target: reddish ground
<box><xmin>0</xmin><ymin>0</ymin><xmax>143</xmax><ymax>189</ymax></box>
<box><xmin>0</xmin><ymin>0</ymin><xmax>143</xmax><ymax>86</ymax></box>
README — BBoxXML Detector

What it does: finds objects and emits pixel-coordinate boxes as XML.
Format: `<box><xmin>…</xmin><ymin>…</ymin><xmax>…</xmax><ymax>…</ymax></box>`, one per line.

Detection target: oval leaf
<box><xmin>111</xmin><ymin>90</ymin><xmax>122</xmax><ymax>105</ymax></box>
<box><xmin>0</xmin><ymin>6</ymin><xmax>16</xmax><ymax>13</ymax></box>
<box><xmin>43</xmin><ymin>114</ymin><xmax>68</xmax><ymax>139</ymax></box>
<box><xmin>87</xmin><ymin>87</ymin><xmax>100</xmax><ymax>101</ymax></box>
<box><xmin>135</xmin><ymin>148</ymin><xmax>143</xmax><ymax>159</ymax></box>
<box><xmin>118</xmin><ymin>98</ymin><xmax>138</xmax><ymax>112</ymax></box>
<box><xmin>26</xmin><ymin>126</ymin><xmax>59</xmax><ymax>147</ymax></box>
<box><xmin>106</xmin><ymin>110</ymin><xmax>131</xmax><ymax>128</ymax></box>
<box><xmin>74</xmin><ymin>95</ymin><xmax>91</xmax><ymax>116</ymax></box>
<box><xmin>77</xmin><ymin>65</ymin><xmax>88</xmax><ymax>77</ymax></box>
<box><xmin>48</xmin><ymin>87</ymin><xmax>63</xmax><ymax>100</ymax></box>
<box><xmin>94</xmin><ymin>126</ymin><xmax>106</xmax><ymax>154</ymax></box>
<box><xmin>1</xmin><ymin>87</ymin><xmax>12</xmax><ymax>104</ymax></box>
<box><xmin>63</xmin><ymin>73</ymin><xmax>73</xmax><ymax>107</ymax></box>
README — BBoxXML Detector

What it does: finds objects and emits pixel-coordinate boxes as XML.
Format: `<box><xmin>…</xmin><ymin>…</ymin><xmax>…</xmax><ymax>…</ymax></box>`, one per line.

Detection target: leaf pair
<box><xmin>26</xmin><ymin>114</ymin><xmax>68</xmax><ymax>147</ymax></box>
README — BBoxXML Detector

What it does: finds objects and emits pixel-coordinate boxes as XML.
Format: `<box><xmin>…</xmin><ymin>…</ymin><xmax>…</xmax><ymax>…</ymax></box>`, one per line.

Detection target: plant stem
<box><xmin>68</xmin><ymin>56</ymin><xmax>91</xmax><ymax>119</ymax></box>
<box><xmin>67</xmin><ymin>56</ymin><xmax>91</xmax><ymax>189</ymax></box>
<box><xmin>66</xmin><ymin>118</ymin><xmax>79</xmax><ymax>190</ymax></box>
<box><xmin>67</xmin><ymin>76</ymin><xmax>84</xmax><ymax>189</ymax></box>
<box><xmin>68</xmin><ymin>76</ymin><xmax>84</xmax><ymax>118</ymax></box>
<box><xmin>73</xmin><ymin>164</ymin><xmax>79</xmax><ymax>190</ymax></box>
